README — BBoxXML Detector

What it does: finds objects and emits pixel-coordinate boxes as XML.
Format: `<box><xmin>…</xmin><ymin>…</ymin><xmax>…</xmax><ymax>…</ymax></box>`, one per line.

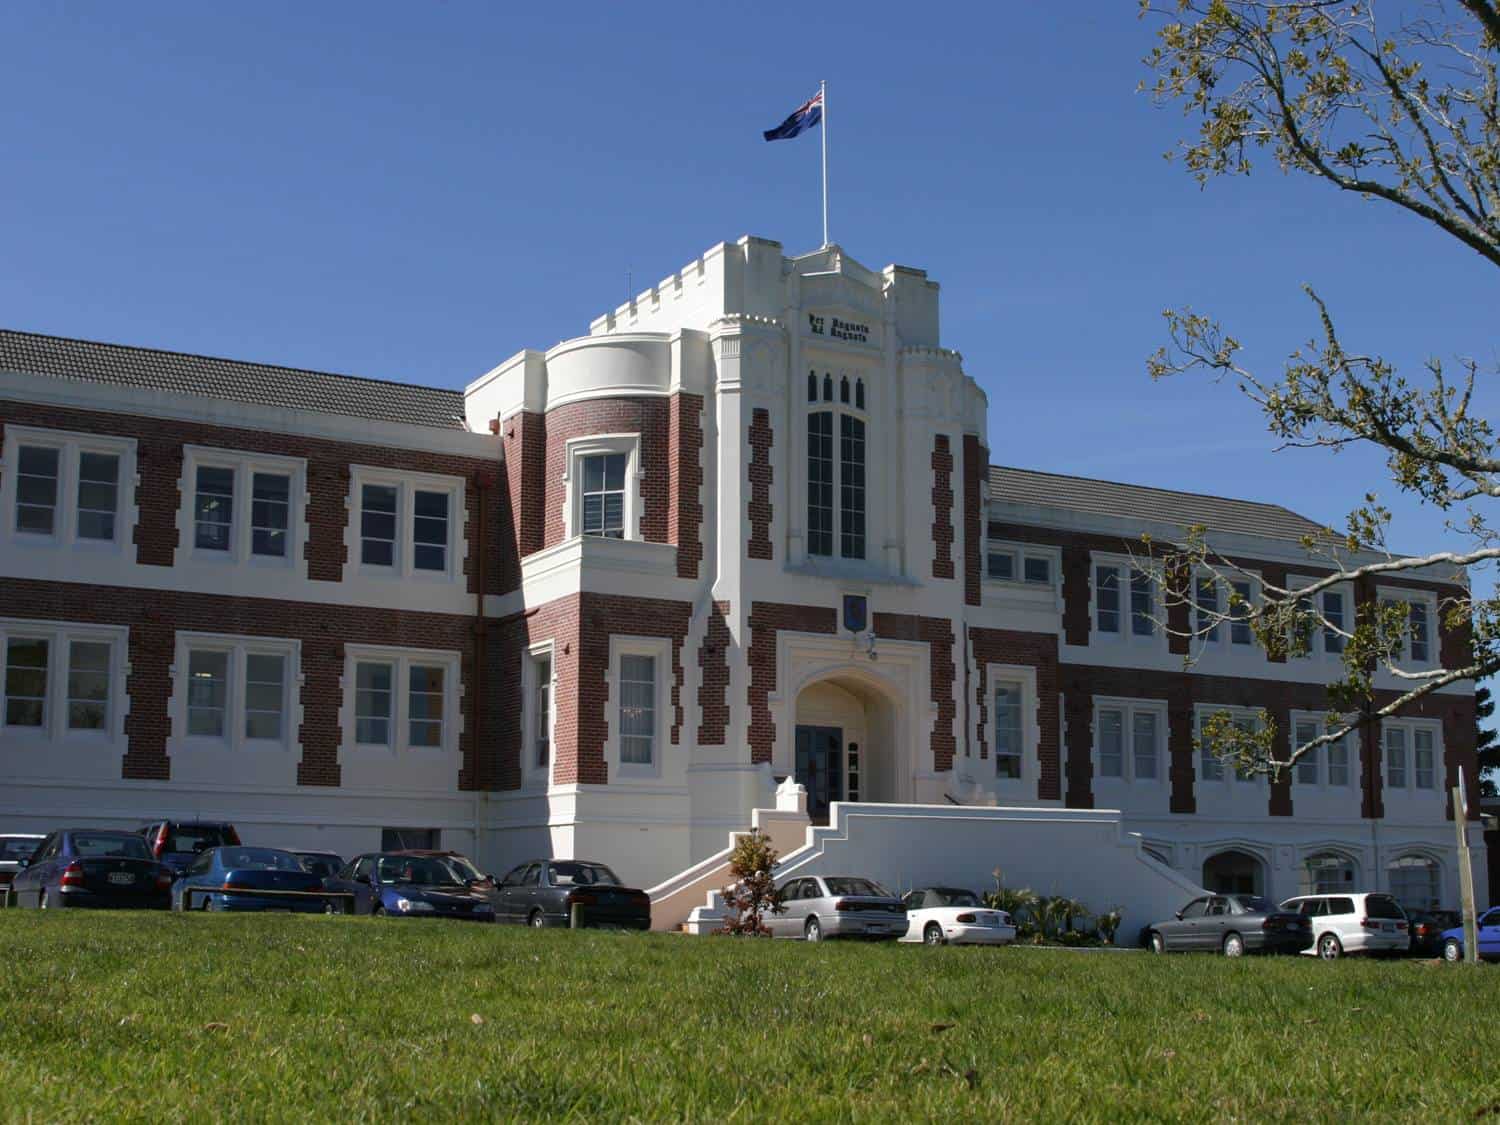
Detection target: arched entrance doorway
<box><xmin>1202</xmin><ymin>849</ymin><xmax>1265</xmax><ymax>896</ymax></box>
<box><xmin>792</xmin><ymin>671</ymin><xmax>902</xmax><ymax>822</ymax></box>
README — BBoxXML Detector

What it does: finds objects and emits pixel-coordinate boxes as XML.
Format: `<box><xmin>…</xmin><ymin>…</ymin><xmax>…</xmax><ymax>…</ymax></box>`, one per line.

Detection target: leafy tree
<box><xmin>1138</xmin><ymin>0</ymin><xmax>1499</xmax><ymax>778</ymax></box>
<box><xmin>714</xmin><ymin>831</ymin><xmax>784</xmax><ymax>936</ymax></box>
<box><xmin>1478</xmin><ymin>684</ymin><xmax>1498</xmax><ymax>795</ymax></box>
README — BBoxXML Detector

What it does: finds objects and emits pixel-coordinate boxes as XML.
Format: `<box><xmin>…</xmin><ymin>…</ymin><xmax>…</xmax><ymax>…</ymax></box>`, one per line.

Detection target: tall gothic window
<box><xmin>806</xmin><ymin>373</ymin><xmax>868</xmax><ymax>560</ymax></box>
<box><xmin>807</xmin><ymin>412</ymin><xmax>834</xmax><ymax>556</ymax></box>
<box><xmin>839</xmin><ymin>414</ymin><xmax>865</xmax><ymax>558</ymax></box>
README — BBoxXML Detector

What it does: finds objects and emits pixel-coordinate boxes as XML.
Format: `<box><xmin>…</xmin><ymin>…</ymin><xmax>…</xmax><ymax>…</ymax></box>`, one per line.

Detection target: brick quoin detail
<box><xmin>747</xmin><ymin>602</ymin><xmax>837</xmax><ymax>764</ymax></box>
<box><xmin>747</xmin><ymin>408</ymin><xmax>774</xmax><ymax>560</ymax></box>
<box><xmin>969</xmin><ymin>628</ymin><xmax>1061</xmax><ymax>801</ymax></box>
<box><xmin>0</xmin><ymin>399</ymin><xmax>508</xmax><ymax>594</ymax></box>
<box><xmin>0</xmin><ymin>577</ymin><xmax>480</xmax><ymax>788</ymax></box>
<box><xmin>930</xmin><ymin>434</ymin><xmax>954</xmax><ymax>580</ymax></box>
<box><xmin>874</xmin><ymin>613</ymin><xmax>957</xmax><ymax>775</ymax></box>
<box><xmin>962</xmin><ymin>435</ymin><xmax>985</xmax><ymax>606</ymax></box>
<box><xmin>541</xmin><ymin>397</ymin><xmax>670</xmax><ymax>550</ymax></box>
<box><xmin>669</xmin><ymin>393</ymin><xmax>704</xmax><ymax>579</ymax></box>
<box><xmin>697</xmin><ymin>601</ymin><xmax>732</xmax><ymax>745</ymax></box>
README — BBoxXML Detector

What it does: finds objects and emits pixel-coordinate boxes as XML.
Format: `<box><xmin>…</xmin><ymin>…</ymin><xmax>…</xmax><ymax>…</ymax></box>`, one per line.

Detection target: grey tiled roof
<box><xmin>0</xmin><ymin>329</ymin><xmax>468</xmax><ymax>431</ymax></box>
<box><xmin>989</xmin><ymin>465</ymin><xmax>1328</xmax><ymax>543</ymax></box>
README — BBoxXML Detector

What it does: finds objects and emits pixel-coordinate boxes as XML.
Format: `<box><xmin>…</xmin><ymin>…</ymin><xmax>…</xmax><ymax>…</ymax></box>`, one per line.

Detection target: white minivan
<box><xmin>1277</xmin><ymin>893</ymin><xmax>1410</xmax><ymax>959</ymax></box>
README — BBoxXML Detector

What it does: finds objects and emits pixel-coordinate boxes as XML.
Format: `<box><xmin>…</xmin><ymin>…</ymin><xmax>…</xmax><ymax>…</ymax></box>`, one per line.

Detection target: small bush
<box><xmin>715</xmin><ymin>831</ymin><xmax>784</xmax><ymax>936</ymax></box>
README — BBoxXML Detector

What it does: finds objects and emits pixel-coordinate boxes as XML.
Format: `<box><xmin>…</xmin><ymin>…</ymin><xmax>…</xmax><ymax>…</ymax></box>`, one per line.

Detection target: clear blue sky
<box><xmin>3</xmin><ymin>2</ymin><xmax>1493</xmax><ymax>579</ymax></box>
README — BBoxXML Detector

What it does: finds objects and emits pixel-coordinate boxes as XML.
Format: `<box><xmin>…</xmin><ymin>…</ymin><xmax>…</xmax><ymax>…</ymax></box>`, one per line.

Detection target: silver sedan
<box><xmin>770</xmin><ymin>875</ymin><xmax>908</xmax><ymax>941</ymax></box>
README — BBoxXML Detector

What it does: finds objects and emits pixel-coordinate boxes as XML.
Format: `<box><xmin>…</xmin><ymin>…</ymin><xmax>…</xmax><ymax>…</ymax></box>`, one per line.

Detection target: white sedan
<box><xmin>900</xmin><ymin>887</ymin><xmax>1017</xmax><ymax>946</ymax></box>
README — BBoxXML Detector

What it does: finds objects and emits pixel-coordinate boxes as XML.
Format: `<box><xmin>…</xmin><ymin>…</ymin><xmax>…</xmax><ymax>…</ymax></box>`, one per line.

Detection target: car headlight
<box><xmin>393</xmin><ymin>897</ymin><xmax>435</xmax><ymax>914</ymax></box>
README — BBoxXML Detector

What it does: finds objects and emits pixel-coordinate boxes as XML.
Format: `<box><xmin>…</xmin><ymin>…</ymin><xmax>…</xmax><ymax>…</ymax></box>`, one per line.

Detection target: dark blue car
<box><xmin>10</xmin><ymin>829</ymin><xmax>172</xmax><ymax>910</ymax></box>
<box><xmin>1440</xmin><ymin>907</ymin><xmax>1500</xmax><ymax>962</ymax></box>
<box><xmin>172</xmin><ymin>846</ymin><xmax>329</xmax><ymax>912</ymax></box>
<box><xmin>325</xmin><ymin>852</ymin><xmax>496</xmax><ymax>921</ymax></box>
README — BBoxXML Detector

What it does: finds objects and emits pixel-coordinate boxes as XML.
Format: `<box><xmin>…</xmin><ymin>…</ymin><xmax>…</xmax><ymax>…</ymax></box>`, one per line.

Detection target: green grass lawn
<box><xmin>2</xmin><ymin>913</ymin><xmax>1497</xmax><ymax>1123</ymax></box>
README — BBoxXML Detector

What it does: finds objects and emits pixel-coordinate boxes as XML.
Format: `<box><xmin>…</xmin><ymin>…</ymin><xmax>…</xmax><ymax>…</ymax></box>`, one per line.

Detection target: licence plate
<box><xmin>1383</xmin><ymin>923</ymin><xmax>1396</xmax><ymax>932</ymax></box>
<box><xmin>108</xmin><ymin>872</ymin><xmax>135</xmax><ymax>885</ymax></box>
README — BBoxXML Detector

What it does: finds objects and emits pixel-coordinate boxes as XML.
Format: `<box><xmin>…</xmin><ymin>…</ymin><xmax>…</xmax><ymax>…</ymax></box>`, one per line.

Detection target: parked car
<box><xmin>324</xmin><ymin>853</ymin><xmax>496</xmax><ymax>921</ymax></box>
<box><xmin>394</xmin><ymin>850</ymin><xmax>496</xmax><ymax>894</ymax></box>
<box><xmin>291</xmin><ymin>851</ymin><xmax>345</xmax><ymax>884</ymax></box>
<box><xmin>899</xmin><ymin>887</ymin><xmax>1016</xmax><ymax>946</ymax></box>
<box><xmin>138</xmin><ymin>820</ymin><xmax>241</xmax><ymax>875</ymax></box>
<box><xmin>1407</xmin><ymin>909</ymin><xmax>1462</xmax><ymax>956</ymax></box>
<box><xmin>492</xmin><ymin>859</ymin><xmax>651</xmax><ymax>929</ymax></box>
<box><xmin>770</xmin><ymin>875</ymin><xmax>907</xmax><ymax>942</ymax></box>
<box><xmin>1278</xmin><ymin>893</ymin><xmax>1409</xmax><ymax>959</ymax></box>
<box><xmin>1439</xmin><ymin>907</ymin><xmax>1500</xmax><ymax>962</ymax></box>
<box><xmin>10</xmin><ymin>829</ymin><xmax>172</xmax><ymax>910</ymax></box>
<box><xmin>173</xmin><ymin>846</ymin><xmax>330</xmax><ymax>913</ymax></box>
<box><xmin>1146</xmin><ymin>894</ymin><xmax>1312</xmax><ymax>956</ymax></box>
<box><xmin>0</xmin><ymin>834</ymin><xmax>44</xmax><ymax>900</ymax></box>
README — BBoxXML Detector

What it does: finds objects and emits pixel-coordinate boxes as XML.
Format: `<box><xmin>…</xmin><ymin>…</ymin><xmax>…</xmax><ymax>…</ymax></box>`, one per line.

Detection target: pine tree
<box><xmin>1478</xmin><ymin>685</ymin><xmax>1498</xmax><ymax>799</ymax></box>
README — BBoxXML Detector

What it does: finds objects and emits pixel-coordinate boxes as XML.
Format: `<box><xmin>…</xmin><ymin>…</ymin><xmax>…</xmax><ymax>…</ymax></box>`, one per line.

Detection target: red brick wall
<box><xmin>747</xmin><ymin>602</ymin><xmax>837</xmax><ymax>764</ymax></box>
<box><xmin>669</xmin><ymin>393</ymin><xmax>704</xmax><ymax>579</ymax></box>
<box><xmin>541</xmin><ymin>398</ymin><xmax>670</xmax><ymax>549</ymax></box>
<box><xmin>0</xmin><ymin>399</ymin><xmax>509</xmax><ymax>593</ymax></box>
<box><xmin>962</xmin><ymin>435</ymin><xmax>985</xmax><ymax>606</ymax></box>
<box><xmin>931</xmin><ymin>435</ymin><xmax>954</xmax><ymax>580</ymax></box>
<box><xmin>697</xmin><ymin>601</ymin><xmax>731</xmax><ymax>746</ymax></box>
<box><xmin>0</xmin><ymin>577</ymin><xmax>479</xmax><ymax>788</ymax></box>
<box><xmin>874</xmin><ymin>613</ymin><xmax>957</xmax><ymax>774</ymax></box>
<box><xmin>747</xmin><ymin>408</ymin><xmax>774</xmax><ymax>561</ymax></box>
<box><xmin>499</xmin><ymin>410</ymin><xmax>547</xmax><ymax>588</ymax></box>
<box><xmin>969</xmin><ymin>627</ymin><xmax>1061</xmax><ymax>800</ymax></box>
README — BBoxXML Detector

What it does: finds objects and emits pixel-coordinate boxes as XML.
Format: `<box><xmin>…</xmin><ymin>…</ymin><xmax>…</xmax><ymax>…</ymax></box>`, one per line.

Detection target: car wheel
<box><xmin>1223</xmin><ymin>932</ymin><xmax>1245</xmax><ymax>958</ymax></box>
<box><xmin>373</xmin><ymin>905</ymin><xmax>387</xmax><ymax>918</ymax></box>
<box><xmin>324</xmin><ymin>900</ymin><xmax>340</xmax><ymax>916</ymax></box>
<box><xmin>529</xmin><ymin>910</ymin><xmax>546</xmax><ymax>929</ymax></box>
<box><xmin>1443</xmin><ymin>937</ymin><xmax>1463</xmax><ymax>963</ymax></box>
<box><xmin>1318</xmin><ymin>933</ymin><xmax>1343</xmax><ymax>960</ymax></box>
<box><xmin>804</xmin><ymin>916</ymin><xmax>822</xmax><ymax>943</ymax></box>
<box><xmin>923</xmin><ymin>922</ymin><xmax>945</xmax><ymax>946</ymax></box>
<box><xmin>1149</xmin><ymin>931</ymin><xmax>1166</xmax><ymax>955</ymax></box>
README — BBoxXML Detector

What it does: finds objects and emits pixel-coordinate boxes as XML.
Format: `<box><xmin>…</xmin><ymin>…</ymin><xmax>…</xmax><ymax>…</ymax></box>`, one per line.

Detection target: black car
<box><xmin>139</xmin><ymin>820</ymin><xmax>241</xmax><ymax>875</ymax></box>
<box><xmin>494</xmin><ymin>859</ymin><xmax>651</xmax><ymax>929</ymax></box>
<box><xmin>10</xmin><ymin>829</ymin><xmax>173</xmax><ymax>910</ymax></box>
<box><xmin>292</xmin><ymin>850</ymin><xmax>345</xmax><ymax>884</ymax></box>
<box><xmin>1146</xmin><ymin>893</ymin><xmax>1313</xmax><ymax>956</ymax></box>
<box><xmin>324</xmin><ymin>853</ymin><xmax>496</xmax><ymax>921</ymax></box>
<box><xmin>1408</xmin><ymin>909</ymin><xmax>1462</xmax><ymax>956</ymax></box>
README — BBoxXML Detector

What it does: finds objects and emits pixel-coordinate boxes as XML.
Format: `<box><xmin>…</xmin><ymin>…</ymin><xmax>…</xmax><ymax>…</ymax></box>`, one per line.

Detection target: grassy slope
<box><xmin>1</xmin><ymin>913</ymin><xmax>1496</xmax><ymax>1123</ymax></box>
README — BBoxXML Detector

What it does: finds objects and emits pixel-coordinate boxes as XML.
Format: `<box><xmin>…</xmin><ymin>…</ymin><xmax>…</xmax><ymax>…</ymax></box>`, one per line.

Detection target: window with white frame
<box><xmin>993</xmin><ymin>681</ymin><xmax>1024</xmax><ymax>779</ymax></box>
<box><xmin>986</xmin><ymin>536</ymin><xmax>1058</xmax><ymax>588</ymax></box>
<box><xmin>580</xmin><ymin>454</ymin><xmax>627</xmax><ymax>538</ymax></box>
<box><xmin>182</xmin><ymin>447</ymin><xmax>304</xmax><ymax>566</ymax></box>
<box><xmin>350</xmin><ymin>467</ymin><xmax>462</xmax><ymax>579</ymax></box>
<box><xmin>0</xmin><ymin>619</ymin><xmax>126</xmax><ymax>740</ymax></box>
<box><xmin>2</xmin><ymin>427</ymin><xmax>135</xmax><ymax>547</ymax></box>
<box><xmin>529</xmin><ymin>648</ymin><xmax>553</xmax><ymax>773</ymax></box>
<box><xmin>175</xmin><ymin>634</ymin><xmax>298</xmax><ymax>749</ymax></box>
<box><xmin>1379</xmin><ymin>589</ymin><xmax>1437</xmax><ymax>665</ymax></box>
<box><xmin>1388</xmin><ymin>854</ymin><xmax>1442</xmax><ymax>913</ymax></box>
<box><xmin>1195</xmin><ymin>706</ymin><xmax>1263</xmax><ymax>784</ymax></box>
<box><xmin>1093</xmin><ymin>559</ymin><xmax>1157</xmax><ymax>640</ymax></box>
<box><xmin>563</xmin><ymin>436</ymin><xmax>639</xmax><ymax>543</ymax></box>
<box><xmin>1382</xmin><ymin>719</ymin><xmax>1440</xmax><ymax>793</ymax></box>
<box><xmin>345</xmin><ymin>646</ymin><xmax>458</xmax><ymax>754</ymax></box>
<box><xmin>608</xmin><ymin>638</ymin><xmax>670</xmax><ymax>775</ymax></box>
<box><xmin>1228</xmin><ymin>578</ymin><xmax>1256</xmax><ymax>646</ymax></box>
<box><xmin>1094</xmin><ymin>699</ymin><xmax>1166</xmax><ymax>783</ymax></box>
<box><xmin>1194</xmin><ymin>577</ymin><xmax>1220</xmax><ymax>643</ymax></box>
<box><xmin>1291</xmin><ymin>714</ymin><xmax>1355</xmax><ymax>788</ymax></box>
<box><xmin>619</xmin><ymin>654</ymin><xmax>657</xmax><ymax>765</ymax></box>
<box><xmin>805</xmin><ymin>373</ymin><xmax>868</xmax><ymax>560</ymax></box>
<box><xmin>1288</xmin><ymin>576</ymin><xmax>1353</xmax><ymax>660</ymax></box>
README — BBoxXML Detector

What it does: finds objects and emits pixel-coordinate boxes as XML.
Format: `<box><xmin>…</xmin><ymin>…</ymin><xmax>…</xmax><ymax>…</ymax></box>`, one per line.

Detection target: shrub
<box><xmin>714</xmin><ymin>831</ymin><xmax>784</xmax><ymax>936</ymax></box>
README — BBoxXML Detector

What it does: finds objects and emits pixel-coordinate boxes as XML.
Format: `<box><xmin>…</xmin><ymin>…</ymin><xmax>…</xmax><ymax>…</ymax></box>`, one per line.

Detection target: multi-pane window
<box><xmin>1096</xmin><ymin>702</ymin><xmax>1161</xmax><ymax>782</ymax></box>
<box><xmin>1322</xmin><ymin>591</ymin><xmax>1346</xmax><ymax>655</ymax></box>
<box><xmin>1195</xmin><ymin>578</ymin><xmax>1220</xmax><ymax>642</ymax></box>
<box><xmin>1388</xmin><ymin>855</ymin><xmax>1441</xmax><ymax>913</ymax></box>
<box><xmin>1295</xmin><ymin>719</ymin><xmax>1321</xmax><ymax>785</ymax></box>
<box><xmin>1098</xmin><ymin>708</ymin><xmax>1124</xmax><ymax>778</ymax></box>
<box><xmin>1095</xmin><ymin>567</ymin><xmax>1120</xmax><ymax>634</ymax></box>
<box><xmin>1381</xmin><ymin>721</ymin><xmax>1439</xmax><ymax>792</ymax></box>
<box><xmin>1380</xmin><ymin>594</ymin><xmax>1434</xmax><ymax>663</ymax></box>
<box><xmin>243</xmin><ymin>654</ymin><xmax>286</xmax><ymax>740</ymax></box>
<box><xmin>1023</xmin><ymin>556</ymin><xmax>1051</xmax><ymax>584</ymax></box>
<box><xmin>1384</xmin><ymin>726</ymin><xmax>1407</xmax><ymax>788</ymax></box>
<box><xmin>412</xmin><ymin>491</ymin><xmax>449</xmax><ymax>569</ymax></box>
<box><xmin>1327</xmin><ymin>736</ymin><xmax>1350</xmax><ymax>786</ymax></box>
<box><xmin>993</xmin><ymin>682</ymin><xmax>1023</xmax><ymax>779</ymax></box>
<box><xmin>839</xmin><ymin>414</ymin><xmax>866</xmax><ymax>559</ymax></box>
<box><xmin>1414</xmin><ymin>728</ymin><xmax>1436</xmax><ymax>789</ymax></box>
<box><xmin>1196</xmin><ymin>709</ymin><xmax>1261</xmax><ymax>783</ymax></box>
<box><xmin>355</xmin><ymin>662</ymin><xmax>393</xmax><ymax>745</ymax></box>
<box><xmin>408</xmin><ymin>666</ymin><xmax>445</xmax><ymax>747</ymax></box>
<box><xmin>194</xmin><ymin>466</ymin><xmax>236</xmax><ymax>551</ymax></box>
<box><xmin>15</xmin><ymin>446</ymin><xmax>60</xmax><ymax>534</ymax></box>
<box><xmin>987</xmin><ymin>543</ymin><xmax>1056</xmax><ymax>585</ymax></box>
<box><xmin>251</xmin><ymin>473</ymin><xmax>290</xmax><ymax>558</ymax></box>
<box><xmin>1133</xmin><ymin>711</ymin><xmax>1159</xmax><ymax>780</ymax></box>
<box><xmin>67</xmin><ymin>641</ymin><xmax>111</xmax><ymax>730</ymax></box>
<box><xmin>533</xmin><ymin>653</ymin><xmax>552</xmax><ymax>770</ymax></box>
<box><xmin>1095</xmin><ymin>563</ymin><xmax>1157</xmax><ymax>640</ymax></box>
<box><xmin>75</xmin><ymin>453</ymin><xmax>120</xmax><ymax>541</ymax></box>
<box><xmin>807</xmin><ymin>412</ymin><xmax>834</xmax><ymax>556</ymax></box>
<box><xmin>1229</xmin><ymin>580</ymin><xmax>1254</xmax><ymax>646</ymax></box>
<box><xmin>580</xmin><ymin>454</ymin><xmax>626</xmax><ymax>539</ymax></box>
<box><xmin>187</xmin><ymin>651</ymin><xmax>229</xmax><ymax>737</ymax></box>
<box><xmin>1130</xmin><ymin>571</ymin><xmax>1154</xmax><ymax>636</ymax></box>
<box><xmin>4</xmin><ymin>638</ymin><xmax>48</xmax><ymax>727</ymax></box>
<box><xmin>361</xmin><ymin>484</ymin><xmax>398</xmax><ymax>566</ymax></box>
<box><xmin>619</xmin><ymin>654</ymin><xmax>656</xmax><ymax>765</ymax></box>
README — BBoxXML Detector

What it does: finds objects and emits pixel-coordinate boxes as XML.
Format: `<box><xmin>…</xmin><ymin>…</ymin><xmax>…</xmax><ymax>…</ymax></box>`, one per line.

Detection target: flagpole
<box><xmin>820</xmin><ymin>79</ymin><xmax>829</xmax><ymax>247</ymax></box>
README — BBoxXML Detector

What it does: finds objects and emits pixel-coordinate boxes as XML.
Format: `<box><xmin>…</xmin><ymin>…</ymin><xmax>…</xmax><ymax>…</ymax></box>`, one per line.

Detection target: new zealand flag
<box><xmin>763</xmin><ymin>90</ymin><xmax>824</xmax><ymax>142</ymax></box>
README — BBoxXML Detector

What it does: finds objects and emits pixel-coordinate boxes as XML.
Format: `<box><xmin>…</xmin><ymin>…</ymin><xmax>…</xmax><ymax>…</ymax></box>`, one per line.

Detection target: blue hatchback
<box><xmin>325</xmin><ymin>853</ymin><xmax>496</xmax><ymax>921</ymax></box>
<box><xmin>1439</xmin><ymin>907</ymin><xmax>1500</xmax><ymax>962</ymax></box>
<box><xmin>172</xmin><ymin>846</ymin><xmax>329</xmax><ymax>913</ymax></box>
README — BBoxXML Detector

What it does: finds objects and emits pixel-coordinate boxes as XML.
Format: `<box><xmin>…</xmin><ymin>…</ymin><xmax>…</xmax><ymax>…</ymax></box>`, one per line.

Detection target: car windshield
<box><xmin>929</xmin><ymin>889</ymin><xmax>980</xmax><ymax>908</ymax></box>
<box><xmin>548</xmin><ymin>862</ymin><xmax>621</xmax><ymax>887</ymax></box>
<box><xmin>0</xmin><ymin>838</ymin><xmax>40</xmax><ymax>862</ymax></box>
<box><xmin>297</xmin><ymin>855</ymin><xmax>341</xmax><ymax>878</ymax></box>
<box><xmin>439</xmin><ymin>855</ymin><xmax>485</xmax><ymax>882</ymax></box>
<box><xmin>1231</xmin><ymin>896</ymin><xmax>1274</xmax><ymax>915</ymax></box>
<box><xmin>73</xmin><ymin>834</ymin><xmax>150</xmax><ymax>859</ymax></box>
<box><xmin>163</xmin><ymin>826</ymin><xmax>234</xmax><ymax>853</ymax></box>
<box><xmin>378</xmin><ymin>856</ymin><xmax>466</xmax><ymax>887</ymax></box>
<box><xmin>220</xmin><ymin>848</ymin><xmax>303</xmax><ymax>871</ymax></box>
<box><xmin>823</xmin><ymin>878</ymin><xmax>890</xmax><ymax>898</ymax></box>
<box><xmin>1365</xmin><ymin>895</ymin><xmax>1406</xmax><ymax>920</ymax></box>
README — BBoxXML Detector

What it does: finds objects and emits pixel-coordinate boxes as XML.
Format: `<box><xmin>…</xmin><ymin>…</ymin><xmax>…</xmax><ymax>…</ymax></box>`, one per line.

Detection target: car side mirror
<box><xmin>1175</xmin><ymin>911</ymin><xmax>1183</xmax><ymax>921</ymax></box>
